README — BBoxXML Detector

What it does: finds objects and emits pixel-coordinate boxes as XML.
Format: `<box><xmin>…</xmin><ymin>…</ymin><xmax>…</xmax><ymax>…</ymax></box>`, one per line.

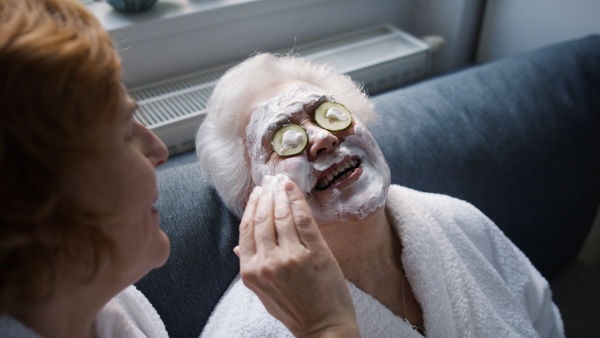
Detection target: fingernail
<box><xmin>275</xmin><ymin>173</ymin><xmax>289</xmax><ymax>188</ymax></box>
<box><xmin>285</xmin><ymin>181</ymin><xmax>296</xmax><ymax>192</ymax></box>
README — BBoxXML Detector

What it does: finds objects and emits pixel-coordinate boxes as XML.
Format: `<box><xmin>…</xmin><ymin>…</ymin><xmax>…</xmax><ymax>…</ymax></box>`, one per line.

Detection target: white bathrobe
<box><xmin>201</xmin><ymin>185</ymin><xmax>564</xmax><ymax>337</ymax></box>
<box><xmin>0</xmin><ymin>285</ymin><xmax>168</xmax><ymax>338</ymax></box>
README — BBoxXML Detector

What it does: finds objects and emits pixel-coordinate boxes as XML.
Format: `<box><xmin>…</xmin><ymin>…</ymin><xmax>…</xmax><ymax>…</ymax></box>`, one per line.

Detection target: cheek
<box><xmin>250</xmin><ymin>154</ymin><xmax>314</xmax><ymax>192</ymax></box>
<box><xmin>250</xmin><ymin>159</ymin><xmax>276</xmax><ymax>186</ymax></box>
<box><xmin>273</xmin><ymin>155</ymin><xmax>314</xmax><ymax>194</ymax></box>
<box><xmin>349</xmin><ymin>122</ymin><xmax>380</xmax><ymax>153</ymax></box>
<box><xmin>251</xmin><ymin>156</ymin><xmax>290</xmax><ymax>186</ymax></box>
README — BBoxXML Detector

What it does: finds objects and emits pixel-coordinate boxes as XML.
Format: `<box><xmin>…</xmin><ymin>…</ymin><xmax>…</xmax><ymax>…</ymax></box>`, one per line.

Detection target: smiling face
<box><xmin>66</xmin><ymin>90</ymin><xmax>171</xmax><ymax>286</ymax></box>
<box><xmin>244</xmin><ymin>81</ymin><xmax>391</xmax><ymax>224</ymax></box>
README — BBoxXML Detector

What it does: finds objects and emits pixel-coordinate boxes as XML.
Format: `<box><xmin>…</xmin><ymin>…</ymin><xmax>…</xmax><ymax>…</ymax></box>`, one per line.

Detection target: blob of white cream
<box><xmin>325</xmin><ymin>107</ymin><xmax>348</xmax><ymax>121</ymax></box>
<box><xmin>280</xmin><ymin>129</ymin><xmax>306</xmax><ymax>153</ymax></box>
<box><xmin>313</xmin><ymin>129</ymin><xmax>329</xmax><ymax>140</ymax></box>
<box><xmin>256</xmin><ymin>173</ymin><xmax>291</xmax><ymax>202</ymax></box>
<box><xmin>245</xmin><ymin>82</ymin><xmax>390</xmax><ymax>224</ymax></box>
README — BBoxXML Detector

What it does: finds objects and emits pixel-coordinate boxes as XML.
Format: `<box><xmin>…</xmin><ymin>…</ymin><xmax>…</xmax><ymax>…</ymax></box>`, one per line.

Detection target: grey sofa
<box><xmin>136</xmin><ymin>36</ymin><xmax>600</xmax><ymax>337</ymax></box>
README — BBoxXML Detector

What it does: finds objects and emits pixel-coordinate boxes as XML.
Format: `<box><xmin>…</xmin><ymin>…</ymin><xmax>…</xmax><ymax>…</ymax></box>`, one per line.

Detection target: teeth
<box><xmin>316</xmin><ymin>158</ymin><xmax>360</xmax><ymax>190</ymax></box>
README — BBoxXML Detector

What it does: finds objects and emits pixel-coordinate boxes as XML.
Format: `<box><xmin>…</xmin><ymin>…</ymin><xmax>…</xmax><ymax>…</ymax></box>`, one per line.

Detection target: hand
<box><xmin>235</xmin><ymin>174</ymin><xmax>359</xmax><ymax>338</ymax></box>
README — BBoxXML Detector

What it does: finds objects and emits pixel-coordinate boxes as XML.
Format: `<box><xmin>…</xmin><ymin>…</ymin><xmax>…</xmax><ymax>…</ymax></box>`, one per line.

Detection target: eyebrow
<box><xmin>255</xmin><ymin>91</ymin><xmax>333</xmax><ymax>149</ymax></box>
<box><xmin>305</xmin><ymin>95</ymin><xmax>332</xmax><ymax>115</ymax></box>
<box><xmin>259</xmin><ymin>118</ymin><xmax>290</xmax><ymax>149</ymax></box>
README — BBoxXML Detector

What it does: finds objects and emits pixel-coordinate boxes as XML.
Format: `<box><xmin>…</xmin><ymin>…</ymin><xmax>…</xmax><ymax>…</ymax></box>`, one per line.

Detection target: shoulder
<box><xmin>387</xmin><ymin>185</ymin><xmax>504</xmax><ymax>245</ymax></box>
<box><xmin>201</xmin><ymin>275</ymin><xmax>293</xmax><ymax>338</ymax></box>
<box><xmin>387</xmin><ymin>185</ymin><xmax>487</xmax><ymax>221</ymax></box>
<box><xmin>0</xmin><ymin>316</ymin><xmax>41</xmax><ymax>338</ymax></box>
<box><xmin>96</xmin><ymin>285</ymin><xmax>169</xmax><ymax>338</ymax></box>
<box><xmin>386</xmin><ymin>185</ymin><xmax>536</xmax><ymax>276</ymax></box>
<box><xmin>387</xmin><ymin>185</ymin><xmax>543</xmax><ymax>287</ymax></box>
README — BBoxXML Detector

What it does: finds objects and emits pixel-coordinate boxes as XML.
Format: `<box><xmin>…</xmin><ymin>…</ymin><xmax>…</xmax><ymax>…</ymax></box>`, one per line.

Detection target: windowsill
<box><xmin>88</xmin><ymin>0</ymin><xmax>325</xmax><ymax>43</ymax></box>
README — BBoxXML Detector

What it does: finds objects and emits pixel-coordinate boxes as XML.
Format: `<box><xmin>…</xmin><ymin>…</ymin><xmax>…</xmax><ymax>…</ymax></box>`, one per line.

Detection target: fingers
<box><xmin>238</xmin><ymin>186</ymin><xmax>261</xmax><ymax>261</ymax></box>
<box><xmin>253</xmin><ymin>175</ymin><xmax>277</xmax><ymax>252</ymax></box>
<box><xmin>241</xmin><ymin>174</ymin><xmax>324</xmax><ymax>256</ymax></box>
<box><xmin>274</xmin><ymin>175</ymin><xmax>301</xmax><ymax>248</ymax></box>
<box><xmin>284</xmin><ymin>180</ymin><xmax>328</xmax><ymax>250</ymax></box>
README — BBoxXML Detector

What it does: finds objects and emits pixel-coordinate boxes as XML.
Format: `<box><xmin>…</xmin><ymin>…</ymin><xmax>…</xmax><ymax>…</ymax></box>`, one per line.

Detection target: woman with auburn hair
<box><xmin>0</xmin><ymin>0</ymin><xmax>359</xmax><ymax>337</ymax></box>
<box><xmin>0</xmin><ymin>0</ymin><xmax>170</xmax><ymax>336</ymax></box>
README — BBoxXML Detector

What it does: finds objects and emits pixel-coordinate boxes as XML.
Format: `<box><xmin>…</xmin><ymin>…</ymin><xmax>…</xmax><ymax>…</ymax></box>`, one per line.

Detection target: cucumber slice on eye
<box><xmin>314</xmin><ymin>101</ymin><xmax>352</xmax><ymax>131</ymax></box>
<box><xmin>272</xmin><ymin>124</ymin><xmax>308</xmax><ymax>156</ymax></box>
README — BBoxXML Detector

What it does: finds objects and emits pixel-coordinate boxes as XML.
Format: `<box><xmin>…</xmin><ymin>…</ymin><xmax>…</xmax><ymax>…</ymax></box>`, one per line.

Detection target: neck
<box><xmin>319</xmin><ymin>206</ymin><xmax>425</xmax><ymax>326</ymax></box>
<box><xmin>318</xmin><ymin>207</ymin><xmax>401</xmax><ymax>293</ymax></box>
<box><xmin>11</xmin><ymin>294</ymin><xmax>100</xmax><ymax>338</ymax></box>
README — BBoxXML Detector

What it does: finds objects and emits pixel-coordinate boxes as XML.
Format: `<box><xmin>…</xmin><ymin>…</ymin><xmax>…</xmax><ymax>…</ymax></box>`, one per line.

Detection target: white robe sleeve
<box><xmin>433</xmin><ymin>193</ymin><xmax>565</xmax><ymax>337</ymax></box>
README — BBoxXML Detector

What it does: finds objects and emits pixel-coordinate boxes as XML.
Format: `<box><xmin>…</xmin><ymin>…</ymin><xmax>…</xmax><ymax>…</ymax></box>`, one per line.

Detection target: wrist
<box><xmin>294</xmin><ymin>317</ymin><xmax>360</xmax><ymax>338</ymax></box>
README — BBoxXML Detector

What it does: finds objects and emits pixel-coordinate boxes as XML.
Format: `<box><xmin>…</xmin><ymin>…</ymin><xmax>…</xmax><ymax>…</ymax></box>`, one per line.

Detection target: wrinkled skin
<box><xmin>236</xmin><ymin>175</ymin><xmax>360</xmax><ymax>337</ymax></box>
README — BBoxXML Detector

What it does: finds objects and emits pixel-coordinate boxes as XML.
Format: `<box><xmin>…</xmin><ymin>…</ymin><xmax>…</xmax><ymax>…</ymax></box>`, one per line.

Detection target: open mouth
<box><xmin>315</xmin><ymin>158</ymin><xmax>361</xmax><ymax>191</ymax></box>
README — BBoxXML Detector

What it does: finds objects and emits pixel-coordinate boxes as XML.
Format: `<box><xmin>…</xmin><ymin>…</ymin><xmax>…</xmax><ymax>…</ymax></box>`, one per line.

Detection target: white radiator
<box><xmin>130</xmin><ymin>24</ymin><xmax>431</xmax><ymax>155</ymax></box>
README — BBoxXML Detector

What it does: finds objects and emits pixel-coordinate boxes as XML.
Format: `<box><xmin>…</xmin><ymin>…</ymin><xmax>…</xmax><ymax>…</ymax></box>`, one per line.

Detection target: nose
<box><xmin>307</xmin><ymin>125</ymin><xmax>338</xmax><ymax>160</ymax></box>
<box><xmin>136</xmin><ymin>120</ymin><xmax>169</xmax><ymax>168</ymax></box>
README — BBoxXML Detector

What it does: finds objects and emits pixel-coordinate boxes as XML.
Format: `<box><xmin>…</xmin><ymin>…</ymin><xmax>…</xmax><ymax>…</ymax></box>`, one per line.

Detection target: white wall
<box><xmin>91</xmin><ymin>0</ymin><xmax>485</xmax><ymax>88</ymax></box>
<box><xmin>476</xmin><ymin>0</ymin><xmax>600</xmax><ymax>63</ymax></box>
<box><xmin>93</xmin><ymin>0</ymin><xmax>413</xmax><ymax>87</ymax></box>
<box><xmin>406</xmin><ymin>0</ymin><xmax>485</xmax><ymax>74</ymax></box>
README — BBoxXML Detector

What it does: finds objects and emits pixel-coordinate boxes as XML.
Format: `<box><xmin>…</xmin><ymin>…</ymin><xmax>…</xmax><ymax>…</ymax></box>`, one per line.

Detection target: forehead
<box><xmin>244</xmin><ymin>82</ymin><xmax>326</xmax><ymax>137</ymax></box>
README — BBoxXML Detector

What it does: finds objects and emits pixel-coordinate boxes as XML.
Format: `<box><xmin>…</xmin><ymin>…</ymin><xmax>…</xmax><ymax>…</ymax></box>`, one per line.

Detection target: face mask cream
<box><xmin>246</xmin><ymin>82</ymin><xmax>390</xmax><ymax>224</ymax></box>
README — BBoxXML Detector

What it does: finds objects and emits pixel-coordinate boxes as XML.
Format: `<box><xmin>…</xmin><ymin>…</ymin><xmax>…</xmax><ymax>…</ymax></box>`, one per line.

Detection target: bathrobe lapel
<box><xmin>385</xmin><ymin>185</ymin><xmax>539</xmax><ymax>338</ymax></box>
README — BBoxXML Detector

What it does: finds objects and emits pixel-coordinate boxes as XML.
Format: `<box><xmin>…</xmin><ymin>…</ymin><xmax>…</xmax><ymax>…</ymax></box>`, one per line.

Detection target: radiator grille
<box><xmin>132</xmin><ymin>68</ymin><xmax>225</xmax><ymax>127</ymax></box>
<box><xmin>129</xmin><ymin>24</ymin><xmax>430</xmax><ymax>154</ymax></box>
<box><xmin>307</xmin><ymin>35</ymin><xmax>422</xmax><ymax>74</ymax></box>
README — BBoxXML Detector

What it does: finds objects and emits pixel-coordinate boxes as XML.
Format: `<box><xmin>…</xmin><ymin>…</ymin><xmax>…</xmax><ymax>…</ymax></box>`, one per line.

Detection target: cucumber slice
<box><xmin>272</xmin><ymin>124</ymin><xmax>308</xmax><ymax>156</ymax></box>
<box><xmin>314</xmin><ymin>101</ymin><xmax>352</xmax><ymax>131</ymax></box>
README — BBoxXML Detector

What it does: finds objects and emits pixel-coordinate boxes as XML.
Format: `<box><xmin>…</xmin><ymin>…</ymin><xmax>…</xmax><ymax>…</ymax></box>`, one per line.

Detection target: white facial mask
<box><xmin>246</xmin><ymin>83</ymin><xmax>390</xmax><ymax>224</ymax></box>
<box><xmin>307</xmin><ymin>121</ymin><xmax>390</xmax><ymax>223</ymax></box>
<box><xmin>246</xmin><ymin>83</ymin><xmax>323</xmax><ymax>192</ymax></box>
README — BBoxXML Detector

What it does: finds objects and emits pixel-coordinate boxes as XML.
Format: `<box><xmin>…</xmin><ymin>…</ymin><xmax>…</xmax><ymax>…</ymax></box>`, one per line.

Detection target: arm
<box><xmin>235</xmin><ymin>174</ymin><xmax>359</xmax><ymax>338</ymax></box>
<box><xmin>447</xmin><ymin>195</ymin><xmax>565</xmax><ymax>337</ymax></box>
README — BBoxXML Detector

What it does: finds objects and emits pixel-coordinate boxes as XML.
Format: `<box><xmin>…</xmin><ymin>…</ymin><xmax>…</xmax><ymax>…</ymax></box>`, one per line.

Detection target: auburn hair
<box><xmin>0</xmin><ymin>0</ymin><xmax>123</xmax><ymax>311</ymax></box>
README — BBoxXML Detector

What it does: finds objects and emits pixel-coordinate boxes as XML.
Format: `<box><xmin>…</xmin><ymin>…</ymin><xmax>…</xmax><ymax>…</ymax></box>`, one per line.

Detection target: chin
<box><xmin>153</xmin><ymin>231</ymin><xmax>171</xmax><ymax>268</ymax></box>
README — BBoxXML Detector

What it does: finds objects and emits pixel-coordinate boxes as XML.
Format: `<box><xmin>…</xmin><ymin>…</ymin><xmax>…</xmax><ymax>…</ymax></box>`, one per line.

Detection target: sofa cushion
<box><xmin>136</xmin><ymin>35</ymin><xmax>600</xmax><ymax>337</ymax></box>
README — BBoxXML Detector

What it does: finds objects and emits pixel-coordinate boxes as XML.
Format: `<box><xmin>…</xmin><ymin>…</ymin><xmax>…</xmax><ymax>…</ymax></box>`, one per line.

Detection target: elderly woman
<box><xmin>196</xmin><ymin>54</ymin><xmax>565</xmax><ymax>337</ymax></box>
<box><xmin>0</xmin><ymin>1</ymin><xmax>357</xmax><ymax>337</ymax></box>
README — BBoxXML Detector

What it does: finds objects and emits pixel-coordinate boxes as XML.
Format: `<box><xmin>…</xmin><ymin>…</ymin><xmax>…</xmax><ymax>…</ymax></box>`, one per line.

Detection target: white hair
<box><xmin>195</xmin><ymin>53</ymin><xmax>376</xmax><ymax>216</ymax></box>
